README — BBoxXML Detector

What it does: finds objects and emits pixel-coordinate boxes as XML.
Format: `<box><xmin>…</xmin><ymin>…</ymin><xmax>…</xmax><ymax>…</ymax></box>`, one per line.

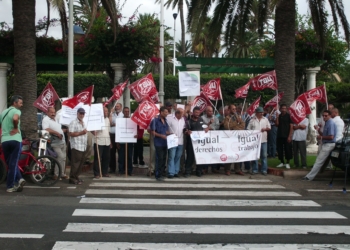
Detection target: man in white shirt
<box><xmin>92</xmin><ymin>106</ymin><xmax>111</xmax><ymax>178</ymax></box>
<box><xmin>292</xmin><ymin>118</ymin><xmax>309</xmax><ymax>169</ymax></box>
<box><xmin>68</xmin><ymin>108</ymin><xmax>88</xmax><ymax>185</ymax></box>
<box><xmin>247</xmin><ymin>107</ymin><xmax>271</xmax><ymax>175</ymax></box>
<box><xmin>331</xmin><ymin>108</ymin><xmax>344</xmax><ymax>142</ymax></box>
<box><xmin>109</xmin><ymin>103</ymin><xmax>123</xmax><ymax>173</ymax></box>
<box><xmin>167</xmin><ymin>109</ymin><xmax>185</xmax><ymax>178</ymax></box>
<box><xmin>42</xmin><ymin>107</ymin><xmax>68</xmax><ymax>180</ymax></box>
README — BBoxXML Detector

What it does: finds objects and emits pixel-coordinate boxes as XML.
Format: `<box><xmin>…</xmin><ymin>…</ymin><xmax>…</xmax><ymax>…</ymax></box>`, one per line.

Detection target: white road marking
<box><xmin>52</xmin><ymin>242</ymin><xmax>350</xmax><ymax>250</ymax></box>
<box><xmin>72</xmin><ymin>209</ymin><xmax>346</xmax><ymax>219</ymax></box>
<box><xmin>90</xmin><ymin>183</ymin><xmax>285</xmax><ymax>189</ymax></box>
<box><xmin>85</xmin><ymin>189</ymin><xmax>301</xmax><ymax>196</ymax></box>
<box><xmin>64</xmin><ymin>224</ymin><xmax>350</xmax><ymax>234</ymax></box>
<box><xmin>307</xmin><ymin>189</ymin><xmax>344</xmax><ymax>192</ymax></box>
<box><xmin>24</xmin><ymin>186</ymin><xmax>60</xmax><ymax>189</ymax></box>
<box><xmin>0</xmin><ymin>234</ymin><xmax>44</xmax><ymax>238</ymax></box>
<box><xmin>93</xmin><ymin>177</ymin><xmax>271</xmax><ymax>182</ymax></box>
<box><xmin>67</xmin><ymin>187</ymin><xmax>77</xmax><ymax>189</ymax></box>
<box><xmin>80</xmin><ymin>198</ymin><xmax>321</xmax><ymax>207</ymax></box>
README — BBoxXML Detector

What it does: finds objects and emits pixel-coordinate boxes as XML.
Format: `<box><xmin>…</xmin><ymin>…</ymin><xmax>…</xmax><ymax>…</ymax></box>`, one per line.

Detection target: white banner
<box><xmin>192</xmin><ymin>130</ymin><xmax>262</xmax><ymax>164</ymax></box>
<box><xmin>179</xmin><ymin>71</ymin><xmax>200</xmax><ymax>97</ymax></box>
<box><xmin>115</xmin><ymin>118</ymin><xmax>137</xmax><ymax>143</ymax></box>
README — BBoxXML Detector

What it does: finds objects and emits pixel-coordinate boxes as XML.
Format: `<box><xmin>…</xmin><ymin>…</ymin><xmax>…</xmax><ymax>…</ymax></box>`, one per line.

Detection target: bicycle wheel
<box><xmin>0</xmin><ymin>159</ymin><xmax>7</xmax><ymax>184</ymax></box>
<box><xmin>29</xmin><ymin>155</ymin><xmax>62</xmax><ymax>186</ymax></box>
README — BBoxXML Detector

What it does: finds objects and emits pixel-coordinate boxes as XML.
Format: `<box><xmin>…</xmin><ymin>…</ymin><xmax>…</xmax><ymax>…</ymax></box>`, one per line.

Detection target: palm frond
<box><xmin>332</xmin><ymin>0</ymin><xmax>350</xmax><ymax>46</ymax></box>
<box><xmin>100</xmin><ymin>0</ymin><xmax>118</xmax><ymax>41</ymax></box>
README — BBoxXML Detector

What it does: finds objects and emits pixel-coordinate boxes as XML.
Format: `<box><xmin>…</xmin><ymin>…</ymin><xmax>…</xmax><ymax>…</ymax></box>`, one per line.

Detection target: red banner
<box><xmin>289</xmin><ymin>94</ymin><xmax>312</xmax><ymax>124</ymax></box>
<box><xmin>264</xmin><ymin>92</ymin><xmax>284</xmax><ymax>109</ymax></box>
<box><xmin>246</xmin><ymin>96</ymin><xmax>261</xmax><ymax>116</ymax></box>
<box><xmin>62</xmin><ymin>85</ymin><xmax>94</xmax><ymax>108</ymax></box>
<box><xmin>33</xmin><ymin>82</ymin><xmax>60</xmax><ymax>112</ymax></box>
<box><xmin>131</xmin><ymin>96</ymin><xmax>159</xmax><ymax>129</ymax></box>
<box><xmin>112</xmin><ymin>79</ymin><xmax>128</xmax><ymax>101</ymax></box>
<box><xmin>191</xmin><ymin>92</ymin><xmax>212</xmax><ymax>113</ymax></box>
<box><xmin>234</xmin><ymin>82</ymin><xmax>250</xmax><ymax>99</ymax></box>
<box><xmin>128</xmin><ymin>73</ymin><xmax>158</xmax><ymax>103</ymax></box>
<box><xmin>250</xmin><ymin>70</ymin><xmax>278</xmax><ymax>91</ymax></box>
<box><xmin>302</xmin><ymin>85</ymin><xmax>327</xmax><ymax>105</ymax></box>
<box><xmin>201</xmin><ymin>78</ymin><xmax>221</xmax><ymax>100</ymax></box>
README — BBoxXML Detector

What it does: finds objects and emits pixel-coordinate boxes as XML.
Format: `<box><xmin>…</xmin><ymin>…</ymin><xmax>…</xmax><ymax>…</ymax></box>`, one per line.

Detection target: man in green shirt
<box><xmin>0</xmin><ymin>95</ymin><xmax>26</xmax><ymax>192</ymax></box>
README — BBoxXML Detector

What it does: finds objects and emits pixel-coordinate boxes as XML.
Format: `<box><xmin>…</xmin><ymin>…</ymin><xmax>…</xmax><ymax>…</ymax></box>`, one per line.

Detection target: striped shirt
<box><xmin>69</xmin><ymin>118</ymin><xmax>87</xmax><ymax>151</ymax></box>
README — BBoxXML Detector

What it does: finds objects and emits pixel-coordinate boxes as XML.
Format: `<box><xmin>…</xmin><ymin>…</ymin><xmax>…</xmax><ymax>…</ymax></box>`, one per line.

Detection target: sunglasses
<box><xmin>79</xmin><ymin>112</ymin><xmax>85</xmax><ymax>115</ymax></box>
<box><xmin>322</xmin><ymin>115</ymin><xmax>328</xmax><ymax>117</ymax></box>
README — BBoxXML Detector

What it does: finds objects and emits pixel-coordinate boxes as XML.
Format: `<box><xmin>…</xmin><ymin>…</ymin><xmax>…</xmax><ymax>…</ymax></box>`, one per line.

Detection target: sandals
<box><xmin>69</xmin><ymin>180</ymin><xmax>83</xmax><ymax>185</ymax></box>
<box><xmin>102</xmin><ymin>174</ymin><xmax>110</xmax><ymax>177</ymax></box>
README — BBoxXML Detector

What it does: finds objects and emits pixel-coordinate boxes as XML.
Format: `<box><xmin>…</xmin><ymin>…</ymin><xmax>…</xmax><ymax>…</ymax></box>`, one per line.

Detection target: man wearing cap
<box><xmin>247</xmin><ymin>107</ymin><xmax>271</xmax><ymax>175</ymax></box>
<box><xmin>68</xmin><ymin>108</ymin><xmax>88</xmax><ymax>185</ymax></box>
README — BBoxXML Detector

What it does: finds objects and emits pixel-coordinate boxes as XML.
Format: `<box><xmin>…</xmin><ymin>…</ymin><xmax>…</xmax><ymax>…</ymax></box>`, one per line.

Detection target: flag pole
<box><xmin>219</xmin><ymin>87</ymin><xmax>225</xmax><ymax>112</ymax></box>
<box><xmin>324</xmin><ymin>82</ymin><xmax>328</xmax><ymax>108</ymax></box>
<box><xmin>95</xmin><ymin>134</ymin><xmax>102</xmax><ymax>178</ymax></box>
<box><xmin>241</xmin><ymin>98</ymin><xmax>246</xmax><ymax>115</ymax></box>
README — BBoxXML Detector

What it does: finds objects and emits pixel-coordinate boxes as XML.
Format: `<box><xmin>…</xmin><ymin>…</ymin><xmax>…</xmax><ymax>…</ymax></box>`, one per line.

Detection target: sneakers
<box><xmin>133</xmin><ymin>164</ymin><xmax>139</xmax><ymax>168</ymax></box>
<box><xmin>138</xmin><ymin>164</ymin><xmax>148</xmax><ymax>169</ymax></box>
<box><xmin>16</xmin><ymin>178</ymin><xmax>26</xmax><ymax>192</ymax></box>
<box><xmin>285</xmin><ymin>164</ymin><xmax>290</xmax><ymax>169</ymax></box>
<box><xmin>6</xmin><ymin>187</ymin><xmax>19</xmax><ymax>192</ymax></box>
<box><xmin>276</xmin><ymin>163</ymin><xmax>284</xmax><ymax>168</ymax></box>
<box><xmin>302</xmin><ymin>176</ymin><xmax>310</xmax><ymax>181</ymax></box>
<box><xmin>262</xmin><ymin>172</ymin><xmax>267</xmax><ymax>176</ymax></box>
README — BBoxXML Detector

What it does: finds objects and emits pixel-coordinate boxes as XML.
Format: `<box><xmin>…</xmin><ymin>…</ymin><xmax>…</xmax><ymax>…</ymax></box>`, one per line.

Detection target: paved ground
<box><xmin>1</xmin><ymin>168</ymin><xmax>350</xmax><ymax>250</ymax></box>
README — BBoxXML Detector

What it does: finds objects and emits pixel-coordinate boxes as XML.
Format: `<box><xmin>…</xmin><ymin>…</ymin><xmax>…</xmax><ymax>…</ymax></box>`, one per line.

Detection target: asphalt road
<box><xmin>1</xmin><ymin>171</ymin><xmax>350</xmax><ymax>250</ymax></box>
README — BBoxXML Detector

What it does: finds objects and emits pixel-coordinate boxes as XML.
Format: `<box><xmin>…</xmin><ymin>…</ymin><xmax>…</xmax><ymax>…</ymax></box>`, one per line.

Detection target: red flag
<box><xmin>246</xmin><ymin>96</ymin><xmax>261</xmax><ymax>116</ymax></box>
<box><xmin>33</xmin><ymin>82</ymin><xmax>60</xmax><ymax>112</ymax></box>
<box><xmin>289</xmin><ymin>94</ymin><xmax>312</xmax><ymax>124</ymax></box>
<box><xmin>250</xmin><ymin>70</ymin><xmax>278</xmax><ymax>91</ymax></box>
<box><xmin>264</xmin><ymin>92</ymin><xmax>284</xmax><ymax>109</ymax></box>
<box><xmin>201</xmin><ymin>78</ymin><xmax>221</xmax><ymax>100</ymax></box>
<box><xmin>62</xmin><ymin>86</ymin><xmax>94</xmax><ymax>108</ymax></box>
<box><xmin>112</xmin><ymin>79</ymin><xmax>128</xmax><ymax>100</ymax></box>
<box><xmin>131</xmin><ymin>96</ymin><xmax>159</xmax><ymax>129</ymax></box>
<box><xmin>191</xmin><ymin>92</ymin><xmax>212</xmax><ymax>113</ymax></box>
<box><xmin>234</xmin><ymin>82</ymin><xmax>250</xmax><ymax>99</ymax></box>
<box><xmin>302</xmin><ymin>85</ymin><xmax>327</xmax><ymax>105</ymax></box>
<box><xmin>128</xmin><ymin>73</ymin><xmax>158</xmax><ymax>103</ymax></box>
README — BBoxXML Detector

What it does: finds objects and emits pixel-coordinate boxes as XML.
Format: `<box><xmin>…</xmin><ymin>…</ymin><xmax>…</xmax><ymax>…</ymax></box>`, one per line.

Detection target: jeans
<box><xmin>133</xmin><ymin>138</ymin><xmax>145</xmax><ymax>165</ymax></box>
<box><xmin>268</xmin><ymin>125</ymin><xmax>277</xmax><ymax>157</ymax></box>
<box><xmin>168</xmin><ymin>145</ymin><xmax>183</xmax><ymax>176</ymax></box>
<box><xmin>252</xmin><ymin>142</ymin><xmax>268</xmax><ymax>173</ymax></box>
<box><xmin>155</xmin><ymin>146</ymin><xmax>167</xmax><ymax>179</ymax></box>
<box><xmin>118</xmin><ymin>143</ymin><xmax>134</xmax><ymax>174</ymax></box>
<box><xmin>293</xmin><ymin>140</ymin><xmax>307</xmax><ymax>168</ymax></box>
<box><xmin>306</xmin><ymin>143</ymin><xmax>335</xmax><ymax>180</ymax></box>
<box><xmin>52</xmin><ymin>143</ymin><xmax>66</xmax><ymax>177</ymax></box>
<box><xmin>93</xmin><ymin>144</ymin><xmax>110</xmax><ymax>176</ymax></box>
<box><xmin>2</xmin><ymin>141</ymin><xmax>22</xmax><ymax>188</ymax></box>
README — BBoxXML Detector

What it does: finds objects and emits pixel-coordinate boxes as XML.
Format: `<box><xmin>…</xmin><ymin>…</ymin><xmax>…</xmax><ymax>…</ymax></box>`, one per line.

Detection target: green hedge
<box><xmin>36</xmin><ymin>74</ymin><xmax>274</xmax><ymax>105</ymax></box>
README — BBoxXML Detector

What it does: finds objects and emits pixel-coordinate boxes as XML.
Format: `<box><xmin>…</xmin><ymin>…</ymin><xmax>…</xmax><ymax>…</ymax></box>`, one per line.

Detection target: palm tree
<box><xmin>176</xmin><ymin>39</ymin><xmax>192</xmax><ymax>57</ymax></box>
<box><xmin>11</xmin><ymin>0</ymin><xmax>119</xmax><ymax>136</ymax></box>
<box><xmin>187</xmin><ymin>0</ymin><xmax>350</xmax><ymax>105</ymax></box>
<box><xmin>224</xmin><ymin>32</ymin><xmax>261</xmax><ymax>58</ymax></box>
<box><xmin>155</xmin><ymin>0</ymin><xmax>189</xmax><ymax>57</ymax></box>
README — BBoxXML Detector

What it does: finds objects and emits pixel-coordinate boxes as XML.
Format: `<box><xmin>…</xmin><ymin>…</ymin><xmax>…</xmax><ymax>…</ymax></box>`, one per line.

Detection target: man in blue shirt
<box><xmin>303</xmin><ymin>110</ymin><xmax>337</xmax><ymax>181</ymax></box>
<box><xmin>150</xmin><ymin>107</ymin><xmax>169</xmax><ymax>181</ymax></box>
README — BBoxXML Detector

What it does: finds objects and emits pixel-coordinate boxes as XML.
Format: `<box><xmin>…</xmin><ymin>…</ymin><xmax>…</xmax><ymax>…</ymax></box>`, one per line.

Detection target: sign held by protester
<box><xmin>115</xmin><ymin>118</ymin><xmax>137</xmax><ymax>143</ymax></box>
<box><xmin>192</xmin><ymin>130</ymin><xmax>262</xmax><ymax>164</ymax></box>
<box><xmin>179</xmin><ymin>71</ymin><xmax>200</xmax><ymax>97</ymax></box>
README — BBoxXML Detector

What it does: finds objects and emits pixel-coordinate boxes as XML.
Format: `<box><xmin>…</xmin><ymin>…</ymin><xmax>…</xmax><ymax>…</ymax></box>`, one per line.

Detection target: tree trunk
<box><xmin>275</xmin><ymin>0</ymin><xmax>295</xmax><ymax>106</ymax></box>
<box><xmin>179</xmin><ymin>0</ymin><xmax>186</xmax><ymax>56</ymax></box>
<box><xmin>13</xmin><ymin>0</ymin><xmax>37</xmax><ymax>138</ymax></box>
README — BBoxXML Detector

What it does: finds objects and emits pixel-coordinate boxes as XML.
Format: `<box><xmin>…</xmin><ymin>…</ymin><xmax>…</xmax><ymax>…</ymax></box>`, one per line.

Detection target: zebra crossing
<box><xmin>52</xmin><ymin>176</ymin><xmax>350</xmax><ymax>250</ymax></box>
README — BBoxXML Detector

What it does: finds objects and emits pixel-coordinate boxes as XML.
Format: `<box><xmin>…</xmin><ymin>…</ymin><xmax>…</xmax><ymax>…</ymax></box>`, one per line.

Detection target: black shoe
<box><xmin>184</xmin><ymin>173</ymin><xmax>190</xmax><ymax>178</ymax></box>
<box><xmin>302</xmin><ymin>177</ymin><xmax>310</xmax><ymax>181</ymax></box>
<box><xmin>196</xmin><ymin>172</ymin><xmax>202</xmax><ymax>177</ymax></box>
<box><xmin>156</xmin><ymin>177</ymin><xmax>164</xmax><ymax>181</ymax></box>
<box><xmin>174</xmin><ymin>174</ymin><xmax>180</xmax><ymax>178</ymax></box>
<box><xmin>167</xmin><ymin>175</ymin><xmax>174</xmax><ymax>179</ymax></box>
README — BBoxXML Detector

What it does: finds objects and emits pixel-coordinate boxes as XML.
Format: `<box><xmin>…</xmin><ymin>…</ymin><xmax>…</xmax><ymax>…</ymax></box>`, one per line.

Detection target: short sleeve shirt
<box><xmin>0</xmin><ymin>107</ymin><xmax>22</xmax><ymax>143</ymax></box>
<box><xmin>42</xmin><ymin>116</ymin><xmax>65</xmax><ymax>145</ymax></box>
<box><xmin>292</xmin><ymin>118</ymin><xmax>309</xmax><ymax>141</ymax></box>
<box><xmin>150</xmin><ymin>116</ymin><xmax>169</xmax><ymax>147</ymax></box>
<box><xmin>69</xmin><ymin>118</ymin><xmax>88</xmax><ymax>151</ymax></box>
<box><xmin>277</xmin><ymin>113</ymin><xmax>292</xmax><ymax>138</ymax></box>
<box><xmin>322</xmin><ymin>119</ymin><xmax>337</xmax><ymax>143</ymax></box>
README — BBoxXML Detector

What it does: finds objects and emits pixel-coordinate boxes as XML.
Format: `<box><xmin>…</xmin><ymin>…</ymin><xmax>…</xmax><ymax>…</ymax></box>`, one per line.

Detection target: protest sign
<box><xmin>167</xmin><ymin>134</ymin><xmax>179</xmax><ymax>149</ymax></box>
<box><xmin>179</xmin><ymin>71</ymin><xmax>200</xmax><ymax>97</ymax></box>
<box><xmin>192</xmin><ymin>130</ymin><xmax>262</xmax><ymax>164</ymax></box>
<box><xmin>115</xmin><ymin>118</ymin><xmax>137</xmax><ymax>143</ymax></box>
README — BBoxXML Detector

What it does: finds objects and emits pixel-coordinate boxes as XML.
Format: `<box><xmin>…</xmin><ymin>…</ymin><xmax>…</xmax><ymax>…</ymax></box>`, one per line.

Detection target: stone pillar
<box><xmin>185</xmin><ymin>64</ymin><xmax>201</xmax><ymax>103</ymax></box>
<box><xmin>111</xmin><ymin>63</ymin><xmax>126</xmax><ymax>107</ymax></box>
<box><xmin>306</xmin><ymin>67</ymin><xmax>320</xmax><ymax>154</ymax></box>
<box><xmin>0</xmin><ymin>63</ymin><xmax>10</xmax><ymax>112</ymax></box>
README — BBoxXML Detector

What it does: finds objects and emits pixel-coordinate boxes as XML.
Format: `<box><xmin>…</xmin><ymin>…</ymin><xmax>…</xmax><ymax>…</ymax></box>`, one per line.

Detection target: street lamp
<box><xmin>159</xmin><ymin>0</ymin><xmax>165</xmax><ymax>104</ymax></box>
<box><xmin>172</xmin><ymin>13</ymin><xmax>178</xmax><ymax>76</ymax></box>
<box><xmin>67</xmin><ymin>0</ymin><xmax>85</xmax><ymax>97</ymax></box>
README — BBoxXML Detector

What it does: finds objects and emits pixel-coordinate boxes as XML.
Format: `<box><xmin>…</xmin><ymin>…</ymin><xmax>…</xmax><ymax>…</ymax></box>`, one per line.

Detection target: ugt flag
<box><xmin>250</xmin><ymin>70</ymin><xmax>278</xmax><ymax>91</ymax></box>
<box><xmin>301</xmin><ymin>85</ymin><xmax>327</xmax><ymax>105</ymax></box>
<box><xmin>191</xmin><ymin>92</ymin><xmax>212</xmax><ymax>113</ymax></box>
<box><xmin>104</xmin><ymin>80</ymin><xmax>129</xmax><ymax>106</ymax></box>
<box><xmin>33</xmin><ymin>82</ymin><xmax>60</xmax><ymax>112</ymax></box>
<box><xmin>289</xmin><ymin>94</ymin><xmax>312</xmax><ymax>124</ymax></box>
<box><xmin>246</xmin><ymin>96</ymin><xmax>261</xmax><ymax>116</ymax></box>
<box><xmin>62</xmin><ymin>85</ymin><xmax>94</xmax><ymax>108</ymax></box>
<box><xmin>201</xmin><ymin>78</ymin><xmax>221</xmax><ymax>100</ymax></box>
<box><xmin>264</xmin><ymin>92</ymin><xmax>284</xmax><ymax>109</ymax></box>
<box><xmin>131</xmin><ymin>96</ymin><xmax>159</xmax><ymax>129</ymax></box>
<box><xmin>128</xmin><ymin>73</ymin><xmax>158</xmax><ymax>103</ymax></box>
<box><xmin>234</xmin><ymin>82</ymin><xmax>250</xmax><ymax>99</ymax></box>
